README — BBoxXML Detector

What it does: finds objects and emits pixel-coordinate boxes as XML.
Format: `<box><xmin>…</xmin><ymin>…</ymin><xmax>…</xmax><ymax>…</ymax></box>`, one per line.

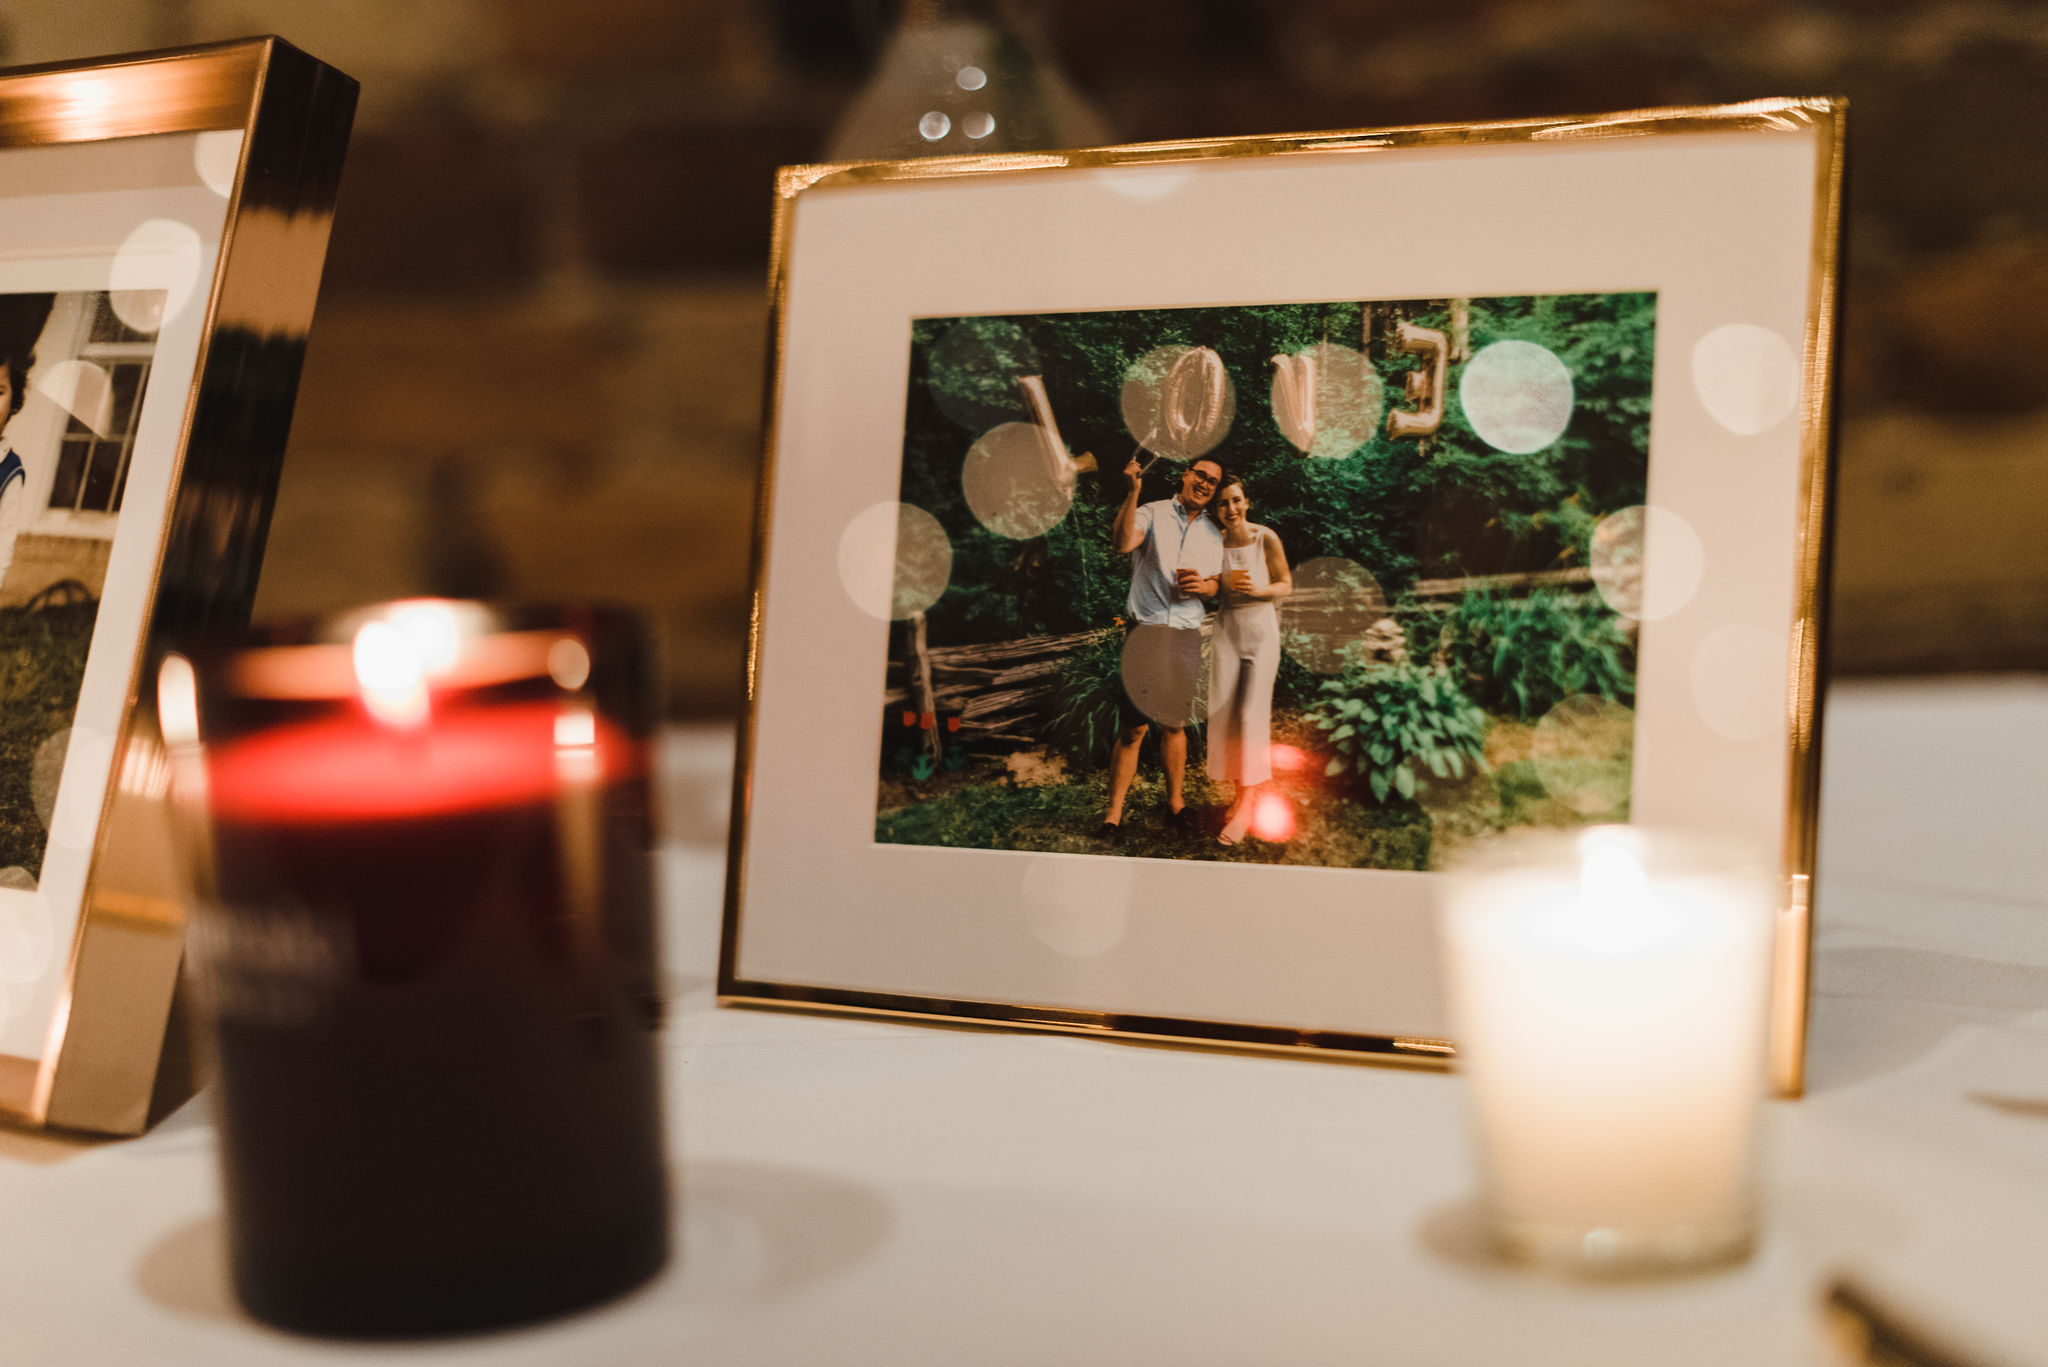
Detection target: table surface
<box><xmin>6</xmin><ymin>677</ymin><xmax>2048</xmax><ymax>1367</ymax></box>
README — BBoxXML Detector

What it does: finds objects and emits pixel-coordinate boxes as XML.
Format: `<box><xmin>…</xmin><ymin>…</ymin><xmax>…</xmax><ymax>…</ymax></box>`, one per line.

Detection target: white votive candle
<box><xmin>1438</xmin><ymin>826</ymin><xmax>1775</xmax><ymax>1272</ymax></box>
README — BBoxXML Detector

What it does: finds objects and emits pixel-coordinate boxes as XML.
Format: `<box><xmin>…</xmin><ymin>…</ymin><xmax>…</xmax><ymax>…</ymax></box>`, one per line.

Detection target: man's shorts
<box><xmin>1117</xmin><ymin>623</ymin><xmax>1204</xmax><ymax>731</ymax></box>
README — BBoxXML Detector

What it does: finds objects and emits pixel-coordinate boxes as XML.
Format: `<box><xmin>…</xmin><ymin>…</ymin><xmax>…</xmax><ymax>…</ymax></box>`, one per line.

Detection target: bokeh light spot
<box><xmin>1281</xmin><ymin>557</ymin><xmax>1387</xmax><ymax>675</ymax></box>
<box><xmin>1269</xmin><ymin>743</ymin><xmax>1307</xmax><ymax>773</ymax></box>
<box><xmin>1691</xmin><ymin>623</ymin><xmax>1784</xmax><ymax>742</ymax></box>
<box><xmin>1120</xmin><ymin>345</ymin><xmax>1234</xmax><ymax>461</ymax></box>
<box><xmin>194</xmin><ymin>129</ymin><xmax>242</xmax><ymax>197</ymax></box>
<box><xmin>962</xmin><ymin>111</ymin><xmax>995</xmax><ymax>140</ymax></box>
<box><xmin>1532</xmin><ymin>695</ymin><xmax>1635</xmax><ymax>816</ymax></box>
<box><xmin>962</xmin><ymin>421</ymin><xmax>1074</xmax><ymax>540</ymax></box>
<box><xmin>547</xmin><ymin>638</ymin><xmax>592</xmax><ymax>691</ymax></box>
<box><xmin>0</xmin><ymin>885</ymin><xmax>53</xmax><ymax>987</ymax></box>
<box><xmin>1693</xmin><ymin>323</ymin><xmax>1799</xmax><ymax>435</ymax></box>
<box><xmin>1093</xmin><ymin>165</ymin><xmax>1195</xmax><ymax>201</ymax></box>
<box><xmin>1023</xmin><ymin>856</ymin><xmax>1135</xmax><ymax>957</ymax></box>
<box><xmin>29</xmin><ymin>729</ymin><xmax>65</xmax><ymax>832</ymax></box>
<box><xmin>109</xmin><ymin>218</ymin><xmax>203</xmax><ymax>333</ymax></box>
<box><xmin>1459</xmin><ymin>339</ymin><xmax>1574</xmax><ymax>454</ymax></box>
<box><xmin>1250</xmin><ymin>791</ymin><xmax>1296</xmax><ymax>842</ymax></box>
<box><xmin>918</xmin><ymin>110</ymin><xmax>951</xmax><ymax>141</ymax></box>
<box><xmin>49</xmin><ymin>726</ymin><xmax>113</xmax><ymax>851</ymax></box>
<box><xmin>956</xmin><ymin>65</ymin><xmax>987</xmax><ymax>91</ymax></box>
<box><xmin>29</xmin><ymin>359</ymin><xmax>113</xmax><ymax>438</ymax></box>
<box><xmin>1590</xmin><ymin>504</ymin><xmax>1704</xmax><ymax>623</ymax></box>
<box><xmin>839</xmin><ymin>501</ymin><xmax>954</xmax><ymax>620</ymax></box>
<box><xmin>108</xmin><ymin>290</ymin><xmax>167</xmax><ymax>336</ymax></box>
<box><xmin>1271</xmin><ymin>342</ymin><xmax>1384</xmax><ymax>459</ymax></box>
<box><xmin>1120</xmin><ymin>623</ymin><xmax>1207</xmax><ymax>728</ymax></box>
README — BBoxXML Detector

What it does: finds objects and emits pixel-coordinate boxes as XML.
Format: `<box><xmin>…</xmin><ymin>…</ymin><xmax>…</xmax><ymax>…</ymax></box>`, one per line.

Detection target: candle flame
<box><xmin>554</xmin><ymin>705</ymin><xmax>600</xmax><ymax>786</ymax></box>
<box><xmin>1559</xmin><ymin>829</ymin><xmax>1677</xmax><ymax>955</ymax></box>
<box><xmin>553</xmin><ymin>710</ymin><xmax>596</xmax><ymax>749</ymax></box>
<box><xmin>155</xmin><ymin>653</ymin><xmax>210</xmax><ymax>812</ymax></box>
<box><xmin>387</xmin><ymin>600</ymin><xmax>465</xmax><ymax>677</ymax></box>
<box><xmin>1579</xmin><ymin>838</ymin><xmax>1650</xmax><ymax>916</ymax></box>
<box><xmin>157</xmin><ymin>653</ymin><xmax>200</xmax><ymax>749</ymax></box>
<box><xmin>353</xmin><ymin>622</ymin><xmax>429</xmax><ymax>728</ymax></box>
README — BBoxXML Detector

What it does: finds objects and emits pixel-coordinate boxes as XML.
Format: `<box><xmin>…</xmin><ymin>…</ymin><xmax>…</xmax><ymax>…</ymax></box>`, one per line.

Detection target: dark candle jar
<box><xmin>162</xmin><ymin>602</ymin><xmax>670</xmax><ymax>1336</ymax></box>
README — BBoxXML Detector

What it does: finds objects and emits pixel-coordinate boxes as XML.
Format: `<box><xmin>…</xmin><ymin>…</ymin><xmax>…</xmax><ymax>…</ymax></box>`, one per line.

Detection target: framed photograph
<box><xmin>0</xmin><ymin>40</ymin><xmax>355</xmax><ymax>1133</ymax></box>
<box><xmin>724</xmin><ymin>100</ymin><xmax>1843</xmax><ymax>1093</ymax></box>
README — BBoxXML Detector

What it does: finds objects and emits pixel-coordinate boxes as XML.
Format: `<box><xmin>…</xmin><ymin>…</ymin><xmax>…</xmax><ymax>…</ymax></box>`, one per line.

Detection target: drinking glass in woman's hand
<box><xmin>1226</xmin><ymin>569</ymin><xmax>1255</xmax><ymax>597</ymax></box>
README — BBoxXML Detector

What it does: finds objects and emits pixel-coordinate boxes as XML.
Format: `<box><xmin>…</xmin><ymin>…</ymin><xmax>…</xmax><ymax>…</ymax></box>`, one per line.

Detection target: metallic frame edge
<box><xmin>1768</xmin><ymin>96</ymin><xmax>1848</xmax><ymax>1098</ymax></box>
<box><xmin>720</xmin><ymin>983</ymin><xmax>1456</xmax><ymax>1070</ymax></box>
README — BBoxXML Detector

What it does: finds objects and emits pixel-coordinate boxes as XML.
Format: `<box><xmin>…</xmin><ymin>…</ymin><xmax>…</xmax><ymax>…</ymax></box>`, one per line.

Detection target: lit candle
<box><xmin>168</xmin><ymin>602</ymin><xmax>669</xmax><ymax>1336</ymax></box>
<box><xmin>1437</xmin><ymin>826</ymin><xmax>1774</xmax><ymax>1272</ymax></box>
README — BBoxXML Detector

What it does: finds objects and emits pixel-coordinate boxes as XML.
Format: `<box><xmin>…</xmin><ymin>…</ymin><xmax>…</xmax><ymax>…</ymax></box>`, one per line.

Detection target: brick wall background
<box><xmin>5</xmin><ymin>0</ymin><xmax>2045</xmax><ymax>712</ymax></box>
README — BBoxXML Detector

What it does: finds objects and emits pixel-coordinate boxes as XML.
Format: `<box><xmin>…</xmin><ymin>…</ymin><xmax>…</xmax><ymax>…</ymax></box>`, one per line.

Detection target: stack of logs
<box><xmin>885</xmin><ymin>618</ymin><xmax>1115</xmax><ymax>751</ymax></box>
<box><xmin>882</xmin><ymin>569</ymin><xmax>1599</xmax><ymax>757</ymax></box>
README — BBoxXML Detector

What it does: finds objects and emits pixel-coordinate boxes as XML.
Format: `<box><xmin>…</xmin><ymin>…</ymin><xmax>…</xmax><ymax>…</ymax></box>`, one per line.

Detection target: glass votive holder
<box><xmin>1436</xmin><ymin>825</ymin><xmax>1775</xmax><ymax>1275</ymax></box>
<box><xmin>159</xmin><ymin>601</ymin><xmax>670</xmax><ymax>1336</ymax></box>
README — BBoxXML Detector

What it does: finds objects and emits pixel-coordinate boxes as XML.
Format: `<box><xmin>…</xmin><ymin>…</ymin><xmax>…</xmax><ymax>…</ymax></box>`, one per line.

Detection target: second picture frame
<box><xmin>724</xmin><ymin>99</ymin><xmax>1843</xmax><ymax>1095</ymax></box>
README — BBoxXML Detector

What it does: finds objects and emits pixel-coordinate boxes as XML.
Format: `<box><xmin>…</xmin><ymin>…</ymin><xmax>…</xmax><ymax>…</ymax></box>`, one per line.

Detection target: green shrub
<box><xmin>1272</xmin><ymin>650</ymin><xmax>1325</xmax><ymax>711</ymax></box>
<box><xmin>1444</xmin><ymin>588</ymin><xmax>1633</xmax><ymax>720</ymax></box>
<box><xmin>1308</xmin><ymin>662</ymin><xmax>1489</xmax><ymax>805</ymax></box>
<box><xmin>1044</xmin><ymin>631</ymin><xmax>1125</xmax><ymax>763</ymax></box>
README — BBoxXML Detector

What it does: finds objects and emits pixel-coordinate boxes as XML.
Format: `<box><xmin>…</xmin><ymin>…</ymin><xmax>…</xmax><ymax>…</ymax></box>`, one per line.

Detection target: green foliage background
<box><xmin>1438</xmin><ymin>588</ymin><xmax>1639</xmax><ymax>721</ymax></box>
<box><xmin>898</xmin><ymin>293</ymin><xmax>1656</xmax><ymax>647</ymax></box>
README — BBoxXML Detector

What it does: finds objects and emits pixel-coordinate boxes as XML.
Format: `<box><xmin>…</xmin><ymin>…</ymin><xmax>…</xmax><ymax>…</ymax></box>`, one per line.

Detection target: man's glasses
<box><xmin>1187</xmin><ymin>471</ymin><xmax>1217</xmax><ymax>488</ymax></box>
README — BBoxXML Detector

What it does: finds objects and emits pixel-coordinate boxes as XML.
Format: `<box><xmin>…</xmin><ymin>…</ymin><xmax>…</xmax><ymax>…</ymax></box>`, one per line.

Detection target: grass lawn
<box><xmin>875</xmin><ymin>706</ymin><xmax>1632</xmax><ymax>870</ymax></box>
<box><xmin>0</xmin><ymin>600</ymin><xmax>98</xmax><ymax>880</ymax></box>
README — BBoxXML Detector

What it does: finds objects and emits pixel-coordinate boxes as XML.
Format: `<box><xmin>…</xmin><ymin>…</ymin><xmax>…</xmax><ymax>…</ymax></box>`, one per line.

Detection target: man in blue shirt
<box><xmin>1101</xmin><ymin>454</ymin><xmax>1225</xmax><ymax>842</ymax></box>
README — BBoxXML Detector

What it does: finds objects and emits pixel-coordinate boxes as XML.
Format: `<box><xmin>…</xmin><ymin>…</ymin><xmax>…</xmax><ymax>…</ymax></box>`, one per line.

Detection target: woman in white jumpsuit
<box><xmin>1205</xmin><ymin>478</ymin><xmax>1293</xmax><ymax>845</ymax></box>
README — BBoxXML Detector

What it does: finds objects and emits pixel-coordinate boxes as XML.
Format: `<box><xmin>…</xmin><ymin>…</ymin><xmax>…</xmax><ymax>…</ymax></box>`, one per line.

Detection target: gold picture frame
<box><xmin>723</xmin><ymin>99</ymin><xmax>1844</xmax><ymax>1096</ymax></box>
<box><xmin>0</xmin><ymin>39</ymin><xmax>355</xmax><ymax>1134</ymax></box>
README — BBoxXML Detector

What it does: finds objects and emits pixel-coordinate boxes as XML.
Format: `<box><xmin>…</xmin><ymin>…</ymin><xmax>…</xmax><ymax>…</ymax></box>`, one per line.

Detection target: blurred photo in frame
<box><xmin>724</xmin><ymin>101</ymin><xmax>1843</xmax><ymax>1094</ymax></box>
<box><xmin>0</xmin><ymin>39</ymin><xmax>356</xmax><ymax>1134</ymax></box>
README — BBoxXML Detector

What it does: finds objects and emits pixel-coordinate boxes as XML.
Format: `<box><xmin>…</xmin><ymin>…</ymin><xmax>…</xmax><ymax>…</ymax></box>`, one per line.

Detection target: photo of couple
<box><xmin>0</xmin><ymin>289</ymin><xmax>157</xmax><ymax>889</ymax></box>
<box><xmin>1104</xmin><ymin>455</ymin><xmax>1291</xmax><ymax>848</ymax></box>
<box><xmin>873</xmin><ymin>292</ymin><xmax>1655</xmax><ymax>870</ymax></box>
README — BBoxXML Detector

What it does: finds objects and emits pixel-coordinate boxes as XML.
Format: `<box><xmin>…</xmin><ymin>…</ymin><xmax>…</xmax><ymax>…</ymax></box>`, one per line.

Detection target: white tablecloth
<box><xmin>5</xmin><ymin>678</ymin><xmax>2047</xmax><ymax>1366</ymax></box>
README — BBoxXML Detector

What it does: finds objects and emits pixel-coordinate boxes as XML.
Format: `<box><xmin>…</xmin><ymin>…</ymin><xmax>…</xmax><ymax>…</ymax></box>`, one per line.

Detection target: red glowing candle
<box><xmin>206</xmin><ymin>701</ymin><xmax>625</xmax><ymax>824</ymax></box>
<box><xmin>171</xmin><ymin>603</ymin><xmax>670</xmax><ymax>1337</ymax></box>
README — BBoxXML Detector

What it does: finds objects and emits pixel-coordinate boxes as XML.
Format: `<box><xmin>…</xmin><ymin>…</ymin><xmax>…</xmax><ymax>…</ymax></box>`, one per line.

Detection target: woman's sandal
<box><xmin>1218</xmin><ymin>810</ymin><xmax>1250</xmax><ymax>847</ymax></box>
